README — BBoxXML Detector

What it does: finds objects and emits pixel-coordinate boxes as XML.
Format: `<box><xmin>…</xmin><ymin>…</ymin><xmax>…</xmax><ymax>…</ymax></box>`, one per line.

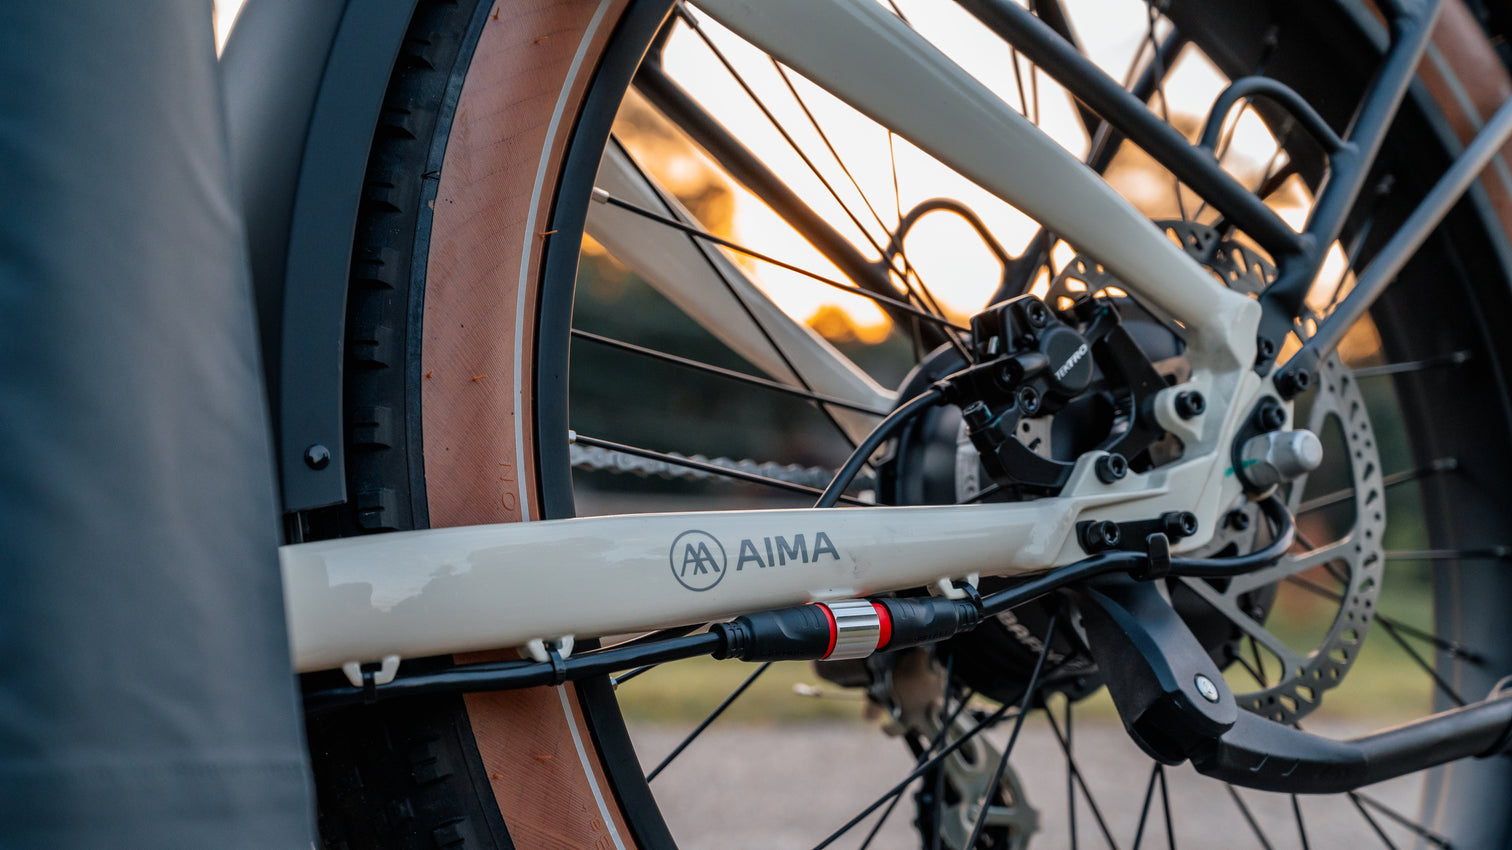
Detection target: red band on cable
<box><xmin>820</xmin><ymin>604</ymin><xmax>838</xmax><ymax>659</ymax></box>
<box><xmin>873</xmin><ymin>602</ymin><xmax>892</xmax><ymax>651</ymax></box>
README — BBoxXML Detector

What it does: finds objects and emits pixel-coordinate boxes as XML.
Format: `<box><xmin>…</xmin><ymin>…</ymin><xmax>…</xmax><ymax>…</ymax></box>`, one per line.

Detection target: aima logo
<box><xmin>669</xmin><ymin>530</ymin><xmax>728</xmax><ymax>591</ymax></box>
<box><xmin>736</xmin><ymin>532</ymin><xmax>839</xmax><ymax>569</ymax></box>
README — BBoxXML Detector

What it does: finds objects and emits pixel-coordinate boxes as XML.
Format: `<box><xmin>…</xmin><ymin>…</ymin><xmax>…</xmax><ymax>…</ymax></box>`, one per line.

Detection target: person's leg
<box><xmin>0</xmin><ymin>3</ymin><xmax>315</xmax><ymax>846</ymax></box>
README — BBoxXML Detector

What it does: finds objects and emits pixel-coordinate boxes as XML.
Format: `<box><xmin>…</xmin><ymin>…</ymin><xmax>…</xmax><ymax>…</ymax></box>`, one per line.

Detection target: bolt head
<box><xmin>1016</xmin><ymin>386</ymin><xmax>1041</xmax><ymax>416</ymax></box>
<box><xmin>1224</xmin><ymin>509</ymin><xmax>1251</xmax><ymax>532</ymax></box>
<box><xmin>1275</xmin><ymin>368</ymin><xmax>1311</xmax><ymax>398</ymax></box>
<box><xmin>1174</xmin><ymin>390</ymin><xmax>1206</xmax><ymax>419</ymax></box>
<box><xmin>1162</xmin><ymin>510</ymin><xmax>1198</xmax><ymax>538</ymax></box>
<box><xmin>1195</xmin><ymin>673</ymin><xmax>1220</xmax><ymax>703</ymax></box>
<box><xmin>1080</xmin><ymin>519</ymin><xmax>1122</xmax><ymax>552</ymax></box>
<box><xmin>1254</xmin><ymin>398</ymin><xmax>1287</xmax><ymax>432</ymax></box>
<box><xmin>1095</xmin><ymin>453</ymin><xmax>1128</xmax><ymax>484</ymax></box>
<box><xmin>304</xmin><ymin>444</ymin><xmax>331</xmax><ymax>471</ymax></box>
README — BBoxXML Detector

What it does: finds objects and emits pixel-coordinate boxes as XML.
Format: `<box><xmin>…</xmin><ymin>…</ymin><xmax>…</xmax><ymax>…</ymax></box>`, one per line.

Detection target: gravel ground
<box><xmin>630</xmin><ymin>718</ymin><xmax>1426</xmax><ymax>850</ymax></box>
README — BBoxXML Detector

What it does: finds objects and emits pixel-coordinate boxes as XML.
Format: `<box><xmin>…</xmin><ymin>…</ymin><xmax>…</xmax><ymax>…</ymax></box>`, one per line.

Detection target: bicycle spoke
<box><xmin>676</xmin><ymin>5</ymin><xmax>895</xmax><ymax>262</ymax></box>
<box><xmin>590</xmin><ymin>140</ymin><xmax>896</xmax><ymax>445</ymax></box>
<box><xmin>1297</xmin><ymin>457</ymin><xmax>1458</xmax><ymax>515</ymax></box>
<box><xmin>963</xmin><ymin>611</ymin><xmax>1060</xmax><ymax>849</ymax></box>
<box><xmin>1248</xmin><ymin>634</ymin><xmax>1269</xmax><ymax>688</ymax></box>
<box><xmin>1353</xmin><ymin>351</ymin><xmax>1472</xmax><ymax>378</ymax></box>
<box><xmin>1283</xmin><ymin>574</ymin><xmax>1485</xmax><ymax>664</ymax></box>
<box><xmin>1291</xmin><ymin>795</ymin><xmax>1311</xmax><ymax>850</ymax></box>
<box><xmin>1067</xmin><ymin>696</ymin><xmax>1078</xmax><ymax>850</ymax></box>
<box><xmin>571</xmin><ymin>329</ymin><xmax>887</xmax><ymax>416</ymax></box>
<box><xmin>1157</xmin><ymin>764</ymin><xmax>1176</xmax><ymax>850</ymax></box>
<box><xmin>812</xmin><ymin>702</ymin><xmax>1013</xmax><ymax>850</ymax></box>
<box><xmin>1224</xmin><ymin>785</ymin><xmax>1276</xmax><ymax>850</ymax></box>
<box><xmin>1348</xmin><ymin>792</ymin><xmax>1400</xmax><ymax>850</ymax></box>
<box><xmin>595</xmin><ymin>191</ymin><xmax>968</xmax><ymax>331</ymax></box>
<box><xmin>1142</xmin><ymin>0</ymin><xmax>1188</xmax><ymax>221</ymax></box>
<box><xmin>1353</xmin><ymin>792</ymin><xmax>1455</xmax><ymax>849</ymax></box>
<box><xmin>1376</xmin><ymin>615</ymin><xmax>1468</xmax><ymax>707</ymax></box>
<box><xmin>1130</xmin><ymin>763</ymin><xmax>1160</xmax><ymax>850</ymax></box>
<box><xmin>679</xmin><ymin>2</ymin><xmax>968</xmax><ymax>362</ymax></box>
<box><xmin>924</xmin><ymin>654</ymin><xmax>957</xmax><ymax>850</ymax></box>
<box><xmin>1227</xmin><ymin>642</ymin><xmax>1267</xmax><ymax>688</ymax></box>
<box><xmin>1045</xmin><ymin>710</ymin><xmax>1121</xmax><ymax>850</ymax></box>
<box><xmin>1384</xmin><ymin>547</ymin><xmax>1512</xmax><ymax>562</ymax></box>
<box><xmin>570</xmin><ymin>433</ymin><xmax>871</xmax><ymax>504</ymax></box>
<box><xmin>768</xmin><ymin>61</ymin><xmax>968</xmax><ymax>365</ymax></box>
<box><xmin>647</xmin><ymin>661</ymin><xmax>773</xmax><ymax>781</ymax></box>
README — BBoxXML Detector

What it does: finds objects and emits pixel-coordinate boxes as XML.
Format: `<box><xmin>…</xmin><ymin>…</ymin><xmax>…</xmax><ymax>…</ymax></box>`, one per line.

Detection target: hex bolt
<box><xmin>1024</xmin><ymin>300</ymin><xmax>1051</xmax><ymax>328</ymax></box>
<box><xmin>1094</xmin><ymin>453</ymin><xmax>1128</xmax><ymax>484</ymax></box>
<box><xmin>1255</xmin><ymin>336</ymin><xmax>1277</xmax><ymax>365</ymax></box>
<box><xmin>1016</xmin><ymin>385</ymin><xmax>1042</xmax><ymax>416</ymax></box>
<box><xmin>1275</xmin><ymin>368</ymin><xmax>1312</xmax><ymax>398</ymax></box>
<box><xmin>1195</xmin><ymin>673</ymin><xmax>1221</xmax><ymax>703</ymax></box>
<box><xmin>962</xmin><ymin>401</ymin><xmax>992</xmax><ymax>429</ymax></box>
<box><xmin>1079</xmin><ymin>520</ymin><xmax>1122</xmax><ymax>552</ymax></box>
<box><xmin>1161</xmin><ymin>510</ymin><xmax>1199</xmax><ymax>539</ymax></box>
<box><xmin>1224</xmin><ymin>509</ymin><xmax>1251</xmax><ymax>532</ymax></box>
<box><xmin>304</xmin><ymin>444</ymin><xmax>332</xmax><ymax>471</ymax></box>
<box><xmin>1174</xmin><ymin>390</ymin><xmax>1206</xmax><ymax>419</ymax></box>
<box><xmin>1253</xmin><ymin>397</ymin><xmax>1287</xmax><ymax>432</ymax></box>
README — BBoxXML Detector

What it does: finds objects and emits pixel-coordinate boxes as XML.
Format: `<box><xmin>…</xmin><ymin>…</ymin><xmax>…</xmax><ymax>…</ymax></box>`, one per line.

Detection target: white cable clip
<box><xmin>524</xmin><ymin>635</ymin><xmax>575</xmax><ymax>663</ymax></box>
<box><xmin>341</xmin><ymin>654</ymin><xmax>401</xmax><ymax>689</ymax></box>
<box><xmin>931</xmin><ymin>574</ymin><xmax>980</xmax><ymax>600</ymax></box>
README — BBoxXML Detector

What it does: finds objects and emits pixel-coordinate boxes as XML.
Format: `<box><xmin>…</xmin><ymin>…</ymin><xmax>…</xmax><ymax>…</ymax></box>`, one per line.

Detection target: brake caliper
<box><xmin>944</xmin><ymin>294</ymin><xmax>1169</xmax><ymax>496</ymax></box>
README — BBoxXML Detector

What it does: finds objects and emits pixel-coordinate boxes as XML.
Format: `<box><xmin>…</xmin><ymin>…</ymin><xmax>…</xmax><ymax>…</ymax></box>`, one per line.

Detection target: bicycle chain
<box><xmin>570</xmin><ymin>443</ymin><xmax>876</xmax><ymax>491</ymax></box>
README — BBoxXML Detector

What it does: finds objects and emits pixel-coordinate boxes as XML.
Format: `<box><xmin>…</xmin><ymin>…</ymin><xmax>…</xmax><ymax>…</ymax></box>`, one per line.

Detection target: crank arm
<box><xmin>1075</xmin><ymin>577</ymin><xmax>1512</xmax><ymax>794</ymax></box>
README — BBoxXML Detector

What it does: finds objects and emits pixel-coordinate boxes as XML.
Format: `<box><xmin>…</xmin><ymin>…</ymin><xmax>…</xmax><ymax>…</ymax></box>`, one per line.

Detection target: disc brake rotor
<box><xmin>1049</xmin><ymin>221</ymin><xmax>1385</xmax><ymax>725</ymax></box>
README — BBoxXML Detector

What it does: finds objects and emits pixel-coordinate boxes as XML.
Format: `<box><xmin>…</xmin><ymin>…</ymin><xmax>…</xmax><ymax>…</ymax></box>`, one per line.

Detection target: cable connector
<box><xmin>712</xmin><ymin>595</ymin><xmax>983</xmax><ymax>663</ymax></box>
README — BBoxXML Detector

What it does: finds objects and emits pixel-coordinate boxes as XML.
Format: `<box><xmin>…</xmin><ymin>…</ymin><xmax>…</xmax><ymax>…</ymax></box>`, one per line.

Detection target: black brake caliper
<box><xmin>944</xmin><ymin>294</ymin><xmax>1170</xmax><ymax>496</ymax></box>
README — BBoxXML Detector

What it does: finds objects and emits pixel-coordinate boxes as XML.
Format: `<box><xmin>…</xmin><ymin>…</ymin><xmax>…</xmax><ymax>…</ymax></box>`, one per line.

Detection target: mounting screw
<box><xmin>962</xmin><ymin>401</ymin><xmax>992</xmax><ymax>429</ymax></box>
<box><xmin>1094</xmin><ymin>453</ymin><xmax>1128</xmax><ymax>483</ymax></box>
<box><xmin>1174</xmin><ymin>390</ymin><xmax>1205</xmax><ymax>419</ymax></box>
<box><xmin>1079</xmin><ymin>520</ymin><xmax>1122</xmax><ymax>553</ymax></box>
<box><xmin>1024</xmin><ymin>299</ymin><xmax>1052</xmax><ymax>328</ymax></box>
<box><xmin>1253</xmin><ymin>397</ymin><xmax>1287</xmax><ymax>432</ymax></box>
<box><xmin>1255</xmin><ymin>336</ymin><xmax>1277</xmax><ymax>365</ymax></box>
<box><xmin>1016</xmin><ymin>385</ymin><xmax>1042</xmax><ymax>416</ymax></box>
<box><xmin>1195</xmin><ymin>673</ymin><xmax>1220</xmax><ymax>703</ymax></box>
<box><xmin>1160</xmin><ymin>510</ymin><xmax>1199</xmax><ymax>539</ymax></box>
<box><xmin>1275</xmin><ymin>368</ymin><xmax>1311</xmax><ymax>398</ymax></box>
<box><xmin>1224</xmin><ymin>509</ymin><xmax>1251</xmax><ymax>532</ymax></box>
<box><xmin>304</xmin><ymin>444</ymin><xmax>331</xmax><ymax>471</ymax></box>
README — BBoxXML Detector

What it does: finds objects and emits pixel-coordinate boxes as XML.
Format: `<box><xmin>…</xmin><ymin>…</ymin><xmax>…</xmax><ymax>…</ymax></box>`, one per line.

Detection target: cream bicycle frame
<box><xmin>280</xmin><ymin>0</ymin><xmax>1266</xmax><ymax>675</ymax></box>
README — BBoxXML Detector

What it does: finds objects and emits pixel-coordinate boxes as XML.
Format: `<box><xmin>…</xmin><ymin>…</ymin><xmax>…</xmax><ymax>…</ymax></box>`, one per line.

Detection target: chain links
<box><xmin>570</xmin><ymin>443</ymin><xmax>875</xmax><ymax>491</ymax></box>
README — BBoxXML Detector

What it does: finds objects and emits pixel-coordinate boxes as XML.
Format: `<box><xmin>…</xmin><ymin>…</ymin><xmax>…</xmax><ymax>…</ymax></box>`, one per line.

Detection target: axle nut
<box><xmin>1240</xmin><ymin>429</ymin><xmax>1324</xmax><ymax>490</ymax></box>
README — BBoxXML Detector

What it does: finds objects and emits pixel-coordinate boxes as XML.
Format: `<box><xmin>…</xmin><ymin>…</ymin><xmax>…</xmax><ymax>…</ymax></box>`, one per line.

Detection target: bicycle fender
<box><xmin>224</xmin><ymin>0</ymin><xmax>421</xmax><ymax>515</ymax></box>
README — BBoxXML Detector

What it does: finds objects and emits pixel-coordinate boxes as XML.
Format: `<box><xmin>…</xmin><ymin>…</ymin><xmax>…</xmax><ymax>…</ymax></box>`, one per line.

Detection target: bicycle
<box><xmin>217</xmin><ymin>0</ymin><xmax>1512</xmax><ymax>845</ymax></box>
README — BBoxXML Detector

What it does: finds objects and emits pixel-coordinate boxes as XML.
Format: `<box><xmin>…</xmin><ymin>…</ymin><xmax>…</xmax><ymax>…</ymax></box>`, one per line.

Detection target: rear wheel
<box><xmin>304</xmin><ymin>1</ymin><xmax>1512</xmax><ymax>847</ymax></box>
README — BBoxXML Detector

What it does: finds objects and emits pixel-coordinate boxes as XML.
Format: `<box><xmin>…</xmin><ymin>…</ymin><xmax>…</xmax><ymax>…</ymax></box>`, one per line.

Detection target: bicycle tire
<box><xmin>302</xmin><ymin>1</ymin><xmax>1512</xmax><ymax>847</ymax></box>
